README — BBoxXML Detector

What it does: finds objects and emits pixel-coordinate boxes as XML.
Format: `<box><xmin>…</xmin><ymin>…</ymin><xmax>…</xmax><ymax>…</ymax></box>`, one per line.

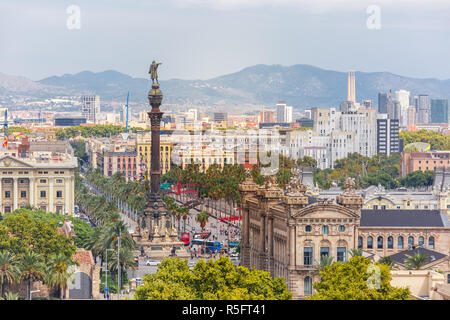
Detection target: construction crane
<box><xmin>125</xmin><ymin>91</ymin><xmax>129</xmax><ymax>133</ymax></box>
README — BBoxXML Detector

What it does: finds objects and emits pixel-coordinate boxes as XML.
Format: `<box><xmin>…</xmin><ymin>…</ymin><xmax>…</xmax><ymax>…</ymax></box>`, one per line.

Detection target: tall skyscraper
<box><xmin>417</xmin><ymin>94</ymin><xmax>431</xmax><ymax>124</ymax></box>
<box><xmin>386</xmin><ymin>91</ymin><xmax>397</xmax><ymax>120</ymax></box>
<box><xmin>378</xmin><ymin>93</ymin><xmax>388</xmax><ymax>114</ymax></box>
<box><xmin>347</xmin><ymin>71</ymin><xmax>356</xmax><ymax>103</ymax></box>
<box><xmin>81</xmin><ymin>95</ymin><xmax>100</xmax><ymax>123</ymax></box>
<box><xmin>377</xmin><ymin>118</ymin><xmax>400</xmax><ymax>156</ymax></box>
<box><xmin>406</xmin><ymin>106</ymin><xmax>416</xmax><ymax>127</ymax></box>
<box><xmin>431</xmin><ymin>99</ymin><xmax>449</xmax><ymax>124</ymax></box>
<box><xmin>120</xmin><ymin>104</ymin><xmax>131</xmax><ymax>124</ymax></box>
<box><xmin>394</xmin><ymin>90</ymin><xmax>410</xmax><ymax>126</ymax></box>
<box><xmin>276</xmin><ymin>101</ymin><xmax>293</xmax><ymax>123</ymax></box>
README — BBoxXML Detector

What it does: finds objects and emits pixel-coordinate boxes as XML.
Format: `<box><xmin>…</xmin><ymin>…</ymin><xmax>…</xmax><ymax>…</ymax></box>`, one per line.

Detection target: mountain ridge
<box><xmin>1</xmin><ymin>64</ymin><xmax>449</xmax><ymax>108</ymax></box>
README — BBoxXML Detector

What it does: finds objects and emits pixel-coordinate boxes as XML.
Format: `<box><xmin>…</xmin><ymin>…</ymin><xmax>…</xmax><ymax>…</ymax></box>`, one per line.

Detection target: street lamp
<box><xmin>105</xmin><ymin>248</ymin><xmax>114</xmax><ymax>300</ymax></box>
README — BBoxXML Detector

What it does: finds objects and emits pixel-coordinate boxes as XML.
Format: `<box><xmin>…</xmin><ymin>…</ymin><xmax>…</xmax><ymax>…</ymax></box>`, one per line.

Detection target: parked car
<box><xmin>146</xmin><ymin>260</ymin><xmax>161</xmax><ymax>266</ymax></box>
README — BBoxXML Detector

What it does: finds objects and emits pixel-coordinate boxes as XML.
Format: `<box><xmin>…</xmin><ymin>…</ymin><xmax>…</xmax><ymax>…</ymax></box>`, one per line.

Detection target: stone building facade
<box><xmin>239</xmin><ymin>170</ymin><xmax>450</xmax><ymax>299</ymax></box>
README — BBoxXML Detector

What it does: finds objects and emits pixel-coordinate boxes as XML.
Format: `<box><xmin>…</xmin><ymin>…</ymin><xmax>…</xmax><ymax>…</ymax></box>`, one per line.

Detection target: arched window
<box><xmin>305</xmin><ymin>225</ymin><xmax>312</xmax><ymax>232</ymax></box>
<box><xmin>358</xmin><ymin>236</ymin><xmax>363</xmax><ymax>249</ymax></box>
<box><xmin>388</xmin><ymin>236</ymin><xmax>393</xmax><ymax>249</ymax></box>
<box><xmin>418</xmin><ymin>236</ymin><xmax>424</xmax><ymax>246</ymax></box>
<box><xmin>398</xmin><ymin>236</ymin><xmax>404</xmax><ymax>249</ymax></box>
<box><xmin>304</xmin><ymin>276</ymin><xmax>312</xmax><ymax>295</ymax></box>
<box><xmin>428</xmin><ymin>237</ymin><xmax>435</xmax><ymax>249</ymax></box>
<box><xmin>367</xmin><ymin>236</ymin><xmax>373</xmax><ymax>249</ymax></box>
<box><xmin>408</xmin><ymin>236</ymin><xmax>414</xmax><ymax>248</ymax></box>
<box><xmin>322</xmin><ymin>225</ymin><xmax>329</xmax><ymax>235</ymax></box>
<box><xmin>377</xmin><ymin>236</ymin><xmax>383</xmax><ymax>249</ymax></box>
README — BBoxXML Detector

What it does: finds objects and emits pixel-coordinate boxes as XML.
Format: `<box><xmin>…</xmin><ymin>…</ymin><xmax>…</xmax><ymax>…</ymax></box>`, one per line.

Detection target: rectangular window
<box><xmin>56</xmin><ymin>191</ymin><xmax>63</xmax><ymax>198</ymax></box>
<box><xmin>4</xmin><ymin>206</ymin><xmax>11</xmax><ymax>213</ymax></box>
<box><xmin>40</xmin><ymin>179</ymin><xmax>46</xmax><ymax>183</ymax></box>
<box><xmin>40</xmin><ymin>191</ymin><xmax>46</xmax><ymax>198</ymax></box>
<box><xmin>56</xmin><ymin>179</ymin><xmax>63</xmax><ymax>183</ymax></box>
<box><xmin>320</xmin><ymin>247</ymin><xmax>330</xmax><ymax>257</ymax></box>
<box><xmin>20</xmin><ymin>191</ymin><xmax>27</xmax><ymax>198</ymax></box>
<box><xmin>304</xmin><ymin>247</ymin><xmax>313</xmax><ymax>265</ymax></box>
<box><xmin>5</xmin><ymin>191</ymin><xmax>10</xmax><ymax>198</ymax></box>
<box><xmin>337</xmin><ymin>247</ymin><xmax>346</xmax><ymax>262</ymax></box>
<box><xmin>56</xmin><ymin>206</ymin><xmax>63</xmax><ymax>214</ymax></box>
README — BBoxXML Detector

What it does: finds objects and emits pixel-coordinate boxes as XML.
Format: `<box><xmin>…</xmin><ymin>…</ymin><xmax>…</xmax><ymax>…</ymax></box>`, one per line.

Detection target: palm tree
<box><xmin>378</xmin><ymin>256</ymin><xmax>397</xmax><ymax>269</ymax></box>
<box><xmin>404</xmin><ymin>252</ymin><xmax>429</xmax><ymax>270</ymax></box>
<box><xmin>0</xmin><ymin>250</ymin><xmax>20</xmax><ymax>298</ymax></box>
<box><xmin>196</xmin><ymin>211</ymin><xmax>209</xmax><ymax>231</ymax></box>
<box><xmin>349</xmin><ymin>248</ymin><xmax>363</xmax><ymax>257</ymax></box>
<box><xmin>0</xmin><ymin>292</ymin><xmax>19</xmax><ymax>300</ymax></box>
<box><xmin>315</xmin><ymin>255</ymin><xmax>334</xmax><ymax>275</ymax></box>
<box><xmin>50</xmin><ymin>254</ymin><xmax>77</xmax><ymax>300</ymax></box>
<box><xmin>178</xmin><ymin>206</ymin><xmax>190</xmax><ymax>233</ymax></box>
<box><xmin>19</xmin><ymin>251</ymin><xmax>43</xmax><ymax>300</ymax></box>
<box><xmin>40</xmin><ymin>261</ymin><xmax>56</xmax><ymax>300</ymax></box>
<box><xmin>108</xmin><ymin>247</ymin><xmax>135</xmax><ymax>294</ymax></box>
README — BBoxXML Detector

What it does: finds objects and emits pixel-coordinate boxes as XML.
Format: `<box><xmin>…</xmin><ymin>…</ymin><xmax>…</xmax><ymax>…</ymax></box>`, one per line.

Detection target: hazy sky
<box><xmin>1</xmin><ymin>0</ymin><xmax>449</xmax><ymax>81</ymax></box>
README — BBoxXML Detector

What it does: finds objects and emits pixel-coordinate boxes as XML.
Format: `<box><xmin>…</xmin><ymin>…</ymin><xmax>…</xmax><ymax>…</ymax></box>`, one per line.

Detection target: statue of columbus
<box><xmin>149</xmin><ymin>60</ymin><xmax>162</xmax><ymax>85</ymax></box>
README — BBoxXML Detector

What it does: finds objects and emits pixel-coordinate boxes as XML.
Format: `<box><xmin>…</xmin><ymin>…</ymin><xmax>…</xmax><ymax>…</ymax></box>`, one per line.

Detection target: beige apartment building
<box><xmin>0</xmin><ymin>155</ymin><xmax>77</xmax><ymax>214</ymax></box>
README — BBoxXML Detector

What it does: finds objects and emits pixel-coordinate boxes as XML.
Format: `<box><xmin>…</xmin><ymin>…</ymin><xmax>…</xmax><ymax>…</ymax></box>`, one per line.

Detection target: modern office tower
<box><xmin>431</xmin><ymin>99</ymin><xmax>449</xmax><ymax>124</ymax></box>
<box><xmin>312</xmin><ymin>107</ymin><xmax>339</xmax><ymax>136</ymax></box>
<box><xmin>378</xmin><ymin>92</ymin><xmax>388</xmax><ymax>114</ymax></box>
<box><xmin>406</xmin><ymin>106</ymin><xmax>416</xmax><ymax>127</ymax></box>
<box><xmin>286</xmin><ymin>106</ymin><xmax>293</xmax><ymax>123</ymax></box>
<box><xmin>347</xmin><ymin>71</ymin><xmax>356</xmax><ymax>103</ymax></box>
<box><xmin>276</xmin><ymin>101</ymin><xmax>293</xmax><ymax>123</ymax></box>
<box><xmin>362</xmin><ymin>99</ymin><xmax>373</xmax><ymax>109</ymax></box>
<box><xmin>213</xmin><ymin>112</ymin><xmax>228</xmax><ymax>122</ymax></box>
<box><xmin>120</xmin><ymin>104</ymin><xmax>131</xmax><ymax>124</ymax></box>
<box><xmin>377</xmin><ymin>118</ymin><xmax>400</xmax><ymax>156</ymax></box>
<box><xmin>81</xmin><ymin>95</ymin><xmax>100</xmax><ymax>124</ymax></box>
<box><xmin>417</xmin><ymin>94</ymin><xmax>431</xmax><ymax>124</ymax></box>
<box><xmin>340</xmin><ymin>108</ymin><xmax>377</xmax><ymax>158</ymax></box>
<box><xmin>386</xmin><ymin>91</ymin><xmax>396</xmax><ymax>119</ymax></box>
<box><xmin>395</xmin><ymin>90</ymin><xmax>410</xmax><ymax>126</ymax></box>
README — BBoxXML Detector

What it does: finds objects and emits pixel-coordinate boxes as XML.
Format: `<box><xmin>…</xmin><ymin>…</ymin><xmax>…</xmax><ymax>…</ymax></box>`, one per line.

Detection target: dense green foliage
<box><xmin>400</xmin><ymin>130</ymin><xmax>450</xmax><ymax>151</ymax></box>
<box><xmin>135</xmin><ymin>256</ymin><xmax>292</xmax><ymax>300</ymax></box>
<box><xmin>162</xmin><ymin>164</ymin><xmax>246</xmax><ymax>202</ymax></box>
<box><xmin>0</xmin><ymin>209</ymin><xmax>79</xmax><ymax>299</ymax></box>
<box><xmin>308</xmin><ymin>256</ymin><xmax>411</xmax><ymax>300</ymax></box>
<box><xmin>54</xmin><ymin>125</ymin><xmax>146</xmax><ymax>140</ymax></box>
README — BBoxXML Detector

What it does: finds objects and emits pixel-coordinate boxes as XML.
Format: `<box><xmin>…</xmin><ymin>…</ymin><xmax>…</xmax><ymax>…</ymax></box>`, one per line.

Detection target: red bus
<box><xmin>180</xmin><ymin>232</ymin><xmax>190</xmax><ymax>246</ymax></box>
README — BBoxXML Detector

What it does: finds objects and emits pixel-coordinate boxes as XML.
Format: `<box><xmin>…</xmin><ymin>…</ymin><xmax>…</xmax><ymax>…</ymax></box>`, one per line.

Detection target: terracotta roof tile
<box><xmin>73</xmin><ymin>249</ymin><xmax>95</xmax><ymax>265</ymax></box>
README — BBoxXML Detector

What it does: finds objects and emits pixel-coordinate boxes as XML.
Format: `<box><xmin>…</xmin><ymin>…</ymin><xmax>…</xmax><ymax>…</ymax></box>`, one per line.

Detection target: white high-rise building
<box><xmin>347</xmin><ymin>71</ymin><xmax>356</xmax><ymax>103</ymax></box>
<box><xmin>81</xmin><ymin>95</ymin><xmax>100</xmax><ymax>124</ymax></box>
<box><xmin>395</xmin><ymin>90</ymin><xmax>410</xmax><ymax>126</ymax></box>
<box><xmin>276</xmin><ymin>101</ymin><xmax>293</xmax><ymax>123</ymax></box>
<box><xmin>286</xmin><ymin>106</ymin><xmax>293</xmax><ymax>123</ymax></box>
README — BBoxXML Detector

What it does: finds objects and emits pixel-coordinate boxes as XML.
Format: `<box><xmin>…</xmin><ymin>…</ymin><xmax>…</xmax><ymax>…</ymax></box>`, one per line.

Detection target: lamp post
<box><xmin>105</xmin><ymin>248</ymin><xmax>114</xmax><ymax>300</ymax></box>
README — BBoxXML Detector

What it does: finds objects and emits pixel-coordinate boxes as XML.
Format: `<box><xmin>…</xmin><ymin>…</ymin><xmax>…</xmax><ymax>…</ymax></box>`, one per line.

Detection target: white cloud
<box><xmin>173</xmin><ymin>0</ymin><xmax>450</xmax><ymax>12</ymax></box>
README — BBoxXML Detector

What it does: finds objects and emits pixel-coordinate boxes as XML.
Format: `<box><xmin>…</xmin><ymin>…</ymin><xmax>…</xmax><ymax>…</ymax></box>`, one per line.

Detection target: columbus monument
<box><xmin>132</xmin><ymin>61</ymin><xmax>189</xmax><ymax>259</ymax></box>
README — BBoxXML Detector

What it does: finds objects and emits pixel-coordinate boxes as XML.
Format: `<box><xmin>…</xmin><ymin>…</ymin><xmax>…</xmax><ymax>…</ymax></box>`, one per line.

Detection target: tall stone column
<box><xmin>65</xmin><ymin>176</ymin><xmax>70</xmax><ymax>214</ymax></box>
<box><xmin>288</xmin><ymin>221</ymin><xmax>297</xmax><ymax>295</ymax></box>
<box><xmin>147</xmin><ymin>84</ymin><xmax>163</xmax><ymax>196</ymax></box>
<box><xmin>13</xmin><ymin>177</ymin><xmax>18</xmax><ymax>211</ymax></box>
<box><xmin>29</xmin><ymin>178</ymin><xmax>34</xmax><ymax>208</ymax></box>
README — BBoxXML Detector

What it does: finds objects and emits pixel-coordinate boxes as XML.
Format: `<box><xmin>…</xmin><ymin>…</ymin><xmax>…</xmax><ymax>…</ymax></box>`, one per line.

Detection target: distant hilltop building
<box><xmin>81</xmin><ymin>95</ymin><xmax>100</xmax><ymax>124</ymax></box>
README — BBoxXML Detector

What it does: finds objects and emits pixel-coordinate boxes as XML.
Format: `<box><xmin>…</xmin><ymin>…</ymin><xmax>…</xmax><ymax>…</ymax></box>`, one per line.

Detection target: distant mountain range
<box><xmin>1</xmin><ymin>64</ymin><xmax>450</xmax><ymax>108</ymax></box>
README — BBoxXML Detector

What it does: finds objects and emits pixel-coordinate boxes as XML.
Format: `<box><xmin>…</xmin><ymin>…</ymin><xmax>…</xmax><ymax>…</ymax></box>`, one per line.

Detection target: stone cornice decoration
<box><xmin>238</xmin><ymin>168</ymin><xmax>258</xmax><ymax>192</ymax></box>
<box><xmin>285</xmin><ymin>167</ymin><xmax>307</xmax><ymax>196</ymax></box>
<box><xmin>261</xmin><ymin>174</ymin><xmax>283</xmax><ymax>199</ymax></box>
<box><xmin>336</xmin><ymin>177</ymin><xmax>363</xmax><ymax>209</ymax></box>
<box><xmin>293</xmin><ymin>202</ymin><xmax>361</xmax><ymax>220</ymax></box>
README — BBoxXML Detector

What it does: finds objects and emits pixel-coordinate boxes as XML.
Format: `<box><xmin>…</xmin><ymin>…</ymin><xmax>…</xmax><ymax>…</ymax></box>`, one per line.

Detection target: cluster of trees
<box><xmin>162</xmin><ymin>164</ymin><xmax>246</xmax><ymax>203</ymax></box>
<box><xmin>0</xmin><ymin>209</ymin><xmax>78</xmax><ymax>300</ymax></box>
<box><xmin>400</xmin><ymin>130</ymin><xmax>450</xmax><ymax>151</ymax></box>
<box><xmin>75</xmin><ymin>171</ymin><xmax>136</xmax><ymax>293</ymax></box>
<box><xmin>308</xmin><ymin>254</ymin><xmax>411</xmax><ymax>300</ymax></box>
<box><xmin>135</xmin><ymin>256</ymin><xmax>291</xmax><ymax>300</ymax></box>
<box><xmin>85</xmin><ymin>169</ymin><xmax>148</xmax><ymax>214</ymax></box>
<box><xmin>162</xmin><ymin>196</ymin><xmax>209</xmax><ymax>233</ymax></box>
<box><xmin>55</xmin><ymin>125</ymin><xmax>147</xmax><ymax>140</ymax></box>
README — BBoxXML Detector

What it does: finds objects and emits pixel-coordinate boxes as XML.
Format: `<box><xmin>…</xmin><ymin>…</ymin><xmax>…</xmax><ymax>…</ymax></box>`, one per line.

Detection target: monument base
<box><xmin>134</xmin><ymin>235</ymin><xmax>190</xmax><ymax>260</ymax></box>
